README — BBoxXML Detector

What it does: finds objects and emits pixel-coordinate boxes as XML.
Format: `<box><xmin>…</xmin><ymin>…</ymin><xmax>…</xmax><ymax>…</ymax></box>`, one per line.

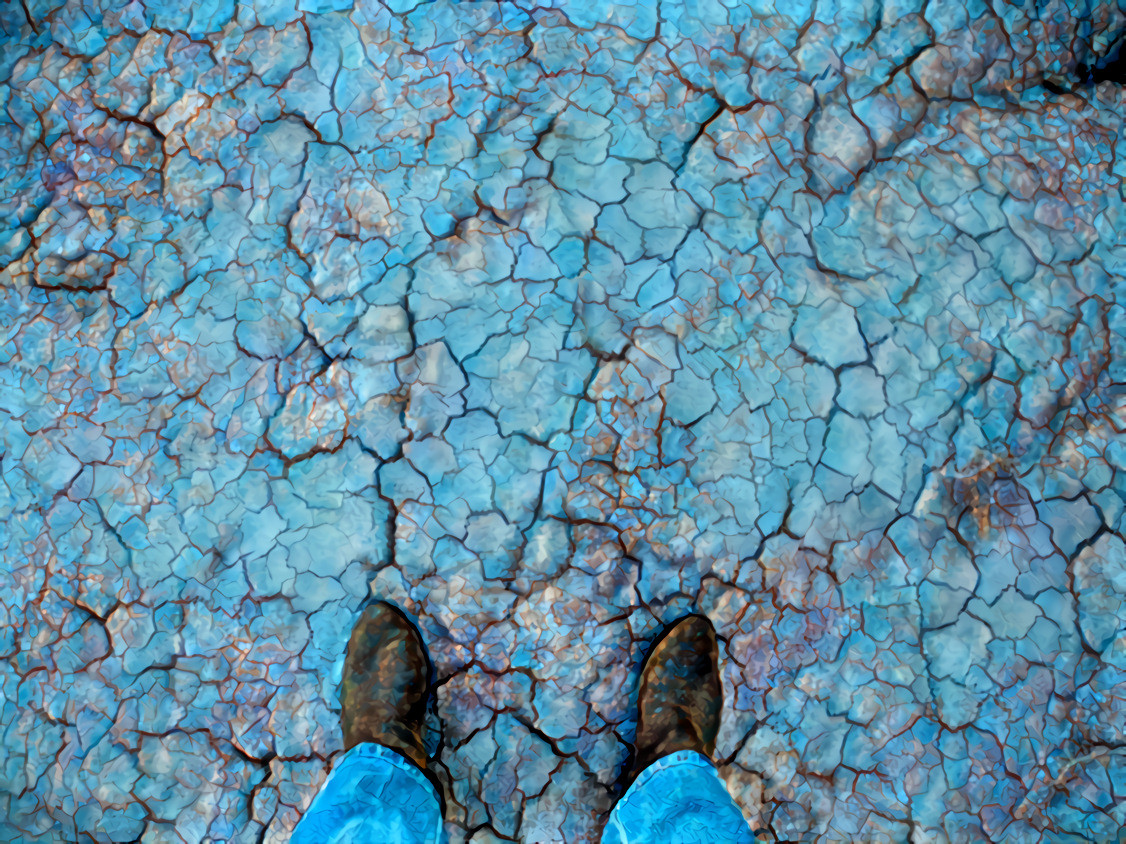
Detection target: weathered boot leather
<box><xmin>340</xmin><ymin>601</ymin><xmax>432</xmax><ymax>770</ymax></box>
<box><xmin>631</xmin><ymin>613</ymin><xmax>722</xmax><ymax>779</ymax></box>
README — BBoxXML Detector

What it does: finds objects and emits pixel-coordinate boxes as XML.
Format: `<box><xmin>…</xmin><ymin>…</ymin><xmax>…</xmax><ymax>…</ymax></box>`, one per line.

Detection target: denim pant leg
<box><xmin>291</xmin><ymin>743</ymin><xmax>445</xmax><ymax>844</ymax></box>
<box><xmin>601</xmin><ymin>750</ymin><xmax>758</xmax><ymax>844</ymax></box>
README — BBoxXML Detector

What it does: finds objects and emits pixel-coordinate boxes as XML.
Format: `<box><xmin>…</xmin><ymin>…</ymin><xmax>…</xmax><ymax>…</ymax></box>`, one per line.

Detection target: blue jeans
<box><xmin>291</xmin><ymin>744</ymin><xmax>758</xmax><ymax>843</ymax></box>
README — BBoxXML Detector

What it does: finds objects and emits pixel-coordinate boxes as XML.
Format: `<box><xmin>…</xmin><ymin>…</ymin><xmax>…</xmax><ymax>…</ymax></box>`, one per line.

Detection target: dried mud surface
<box><xmin>2</xmin><ymin>0</ymin><xmax>1126</xmax><ymax>841</ymax></box>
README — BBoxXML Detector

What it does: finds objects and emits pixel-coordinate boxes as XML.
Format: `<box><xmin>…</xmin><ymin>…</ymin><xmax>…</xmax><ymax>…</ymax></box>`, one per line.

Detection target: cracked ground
<box><xmin>2</xmin><ymin>0</ymin><xmax>1126</xmax><ymax>841</ymax></box>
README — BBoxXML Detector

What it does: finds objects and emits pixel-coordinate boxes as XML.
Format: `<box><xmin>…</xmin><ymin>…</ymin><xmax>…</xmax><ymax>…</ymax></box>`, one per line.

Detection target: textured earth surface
<box><xmin>3</xmin><ymin>0</ymin><xmax>1126</xmax><ymax>841</ymax></box>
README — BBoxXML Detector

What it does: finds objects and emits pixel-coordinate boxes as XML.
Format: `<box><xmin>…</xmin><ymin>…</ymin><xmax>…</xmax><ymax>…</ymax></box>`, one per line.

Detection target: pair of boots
<box><xmin>341</xmin><ymin>602</ymin><xmax>722</xmax><ymax>784</ymax></box>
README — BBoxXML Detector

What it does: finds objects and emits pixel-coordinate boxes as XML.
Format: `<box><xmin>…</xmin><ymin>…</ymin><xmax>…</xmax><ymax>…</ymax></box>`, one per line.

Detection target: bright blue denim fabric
<box><xmin>601</xmin><ymin>750</ymin><xmax>759</xmax><ymax>844</ymax></box>
<box><xmin>292</xmin><ymin>745</ymin><xmax>755</xmax><ymax>843</ymax></box>
<box><xmin>290</xmin><ymin>743</ymin><xmax>445</xmax><ymax>844</ymax></box>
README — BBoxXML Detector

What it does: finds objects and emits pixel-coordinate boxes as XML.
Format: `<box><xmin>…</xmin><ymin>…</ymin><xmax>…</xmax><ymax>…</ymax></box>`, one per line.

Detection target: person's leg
<box><xmin>601</xmin><ymin>615</ymin><xmax>758</xmax><ymax>844</ymax></box>
<box><xmin>601</xmin><ymin>749</ymin><xmax>757</xmax><ymax>844</ymax></box>
<box><xmin>290</xmin><ymin>742</ymin><xmax>444</xmax><ymax>844</ymax></box>
<box><xmin>291</xmin><ymin>601</ymin><xmax>445</xmax><ymax>844</ymax></box>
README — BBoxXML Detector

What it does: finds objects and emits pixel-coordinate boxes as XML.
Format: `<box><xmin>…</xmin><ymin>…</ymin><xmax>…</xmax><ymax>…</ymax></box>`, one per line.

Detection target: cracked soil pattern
<box><xmin>3</xmin><ymin>0</ymin><xmax>1126</xmax><ymax>841</ymax></box>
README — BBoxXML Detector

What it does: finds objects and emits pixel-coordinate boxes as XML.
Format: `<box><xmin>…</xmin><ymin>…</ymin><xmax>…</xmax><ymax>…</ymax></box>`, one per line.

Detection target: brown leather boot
<box><xmin>630</xmin><ymin>613</ymin><xmax>722</xmax><ymax>778</ymax></box>
<box><xmin>340</xmin><ymin>601</ymin><xmax>432</xmax><ymax>770</ymax></box>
